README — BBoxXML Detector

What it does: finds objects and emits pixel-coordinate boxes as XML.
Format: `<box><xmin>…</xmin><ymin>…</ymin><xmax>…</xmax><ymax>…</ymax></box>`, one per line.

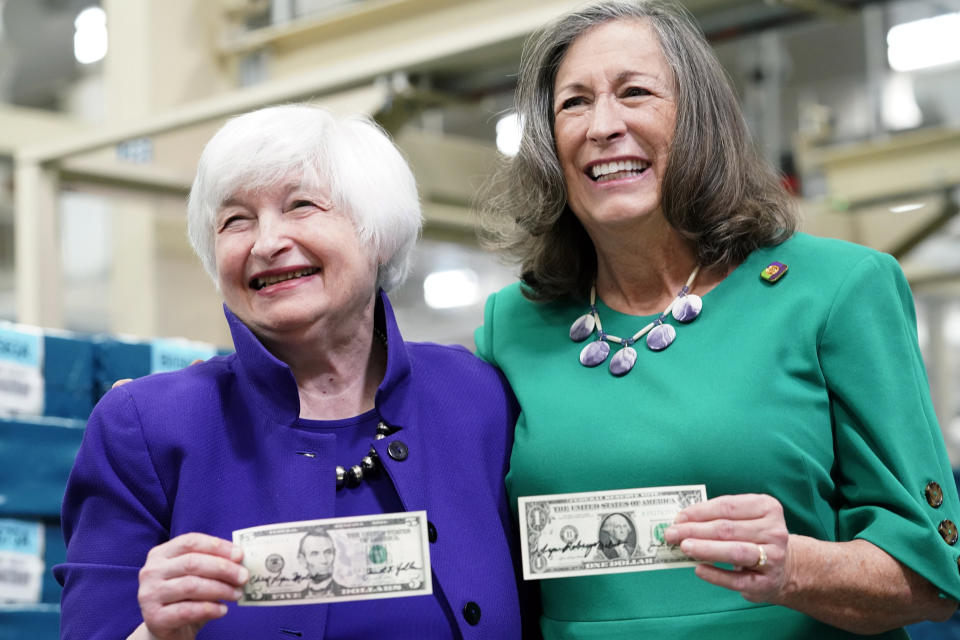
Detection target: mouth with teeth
<box><xmin>250</xmin><ymin>267</ymin><xmax>320</xmax><ymax>290</ymax></box>
<box><xmin>589</xmin><ymin>159</ymin><xmax>650</xmax><ymax>182</ymax></box>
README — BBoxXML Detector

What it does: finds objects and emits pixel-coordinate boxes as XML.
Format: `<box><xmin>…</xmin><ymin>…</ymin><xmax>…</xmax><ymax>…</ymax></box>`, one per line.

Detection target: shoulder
<box><xmin>483</xmin><ymin>280</ymin><xmax>580</xmax><ymax>330</ymax></box>
<box><xmin>404</xmin><ymin>340</ymin><xmax>505</xmax><ymax>386</ymax></box>
<box><xmin>108</xmin><ymin>353</ymin><xmax>234</xmax><ymax>397</ymax></box>
<box><xmin>752</xmin><ymin>232</ymin><xmax>903</xmax><ymax>293</ymax></box>
<box><xmin>765</xmin><ymin>232</ymin><xmax>897</xmax><ymax>271</ymax></box>
<box><xmin>484</xmin><ymin>281</ymin><xmax>537</xmax><ymax>318</ymax></box>
<box><xmin>400</xmin><ymin>340</ymin><xmax>516</xmax><ymax>429</ymax></box>
<box><xmin>91</xmin><ymin>354</ymin><xmax>237</xmax><ymax>429</ymax></box>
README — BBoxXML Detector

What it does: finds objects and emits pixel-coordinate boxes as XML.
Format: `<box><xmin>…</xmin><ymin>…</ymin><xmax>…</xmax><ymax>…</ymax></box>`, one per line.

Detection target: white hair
<box><xmin>186</xmin><ymin>104</ymin><xmax>422</xmax><ymax>292</ymax></box>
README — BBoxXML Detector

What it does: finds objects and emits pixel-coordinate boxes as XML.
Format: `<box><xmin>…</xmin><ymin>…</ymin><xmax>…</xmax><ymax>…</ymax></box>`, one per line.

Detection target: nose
<box><xmin>249</xmin><ymin>211</ymin><xmax>291</xmax><ymax>259</ymax></box>
<box><xmin>586</xmin><ymin>95</ymin><xmax>626</xmax><ymax>144</ymax></box>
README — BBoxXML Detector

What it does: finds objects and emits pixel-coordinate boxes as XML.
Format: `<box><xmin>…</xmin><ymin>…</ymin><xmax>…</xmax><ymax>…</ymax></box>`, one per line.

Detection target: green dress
<box><xmin>476</xmin><ymin>233</ymin><xmax>960</xmax><ymax>639</ymax></box>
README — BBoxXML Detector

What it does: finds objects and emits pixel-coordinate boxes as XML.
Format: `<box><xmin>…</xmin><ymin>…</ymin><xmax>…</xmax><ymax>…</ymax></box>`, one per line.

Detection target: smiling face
<box><xmin>553</xmin><ymin>18</ymin><xmax>677</xmax><ymax>236</ymax></box>
<box><xmin>213</xmin><ymin>175</ymin><xmax>379</xmax><ymax>344</ymax></box>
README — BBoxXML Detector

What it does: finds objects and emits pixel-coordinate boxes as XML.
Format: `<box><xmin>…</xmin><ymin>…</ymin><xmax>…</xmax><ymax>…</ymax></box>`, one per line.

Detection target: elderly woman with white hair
<box><xmin>55</xmin><ymin>105</ymin><xmax>527</xmax><ymax>639</ymax></box>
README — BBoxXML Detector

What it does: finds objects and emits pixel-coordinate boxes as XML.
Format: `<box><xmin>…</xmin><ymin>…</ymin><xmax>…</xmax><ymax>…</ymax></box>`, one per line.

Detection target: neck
<box><xmin>591</xmin><ymin>219</ymin><xmax>700</xmax><ymax>315</ymax></box>
<box><xmin>260</xmin><ymin>296</ymin><xmax>386</xmax><ymax>420</ymax></box>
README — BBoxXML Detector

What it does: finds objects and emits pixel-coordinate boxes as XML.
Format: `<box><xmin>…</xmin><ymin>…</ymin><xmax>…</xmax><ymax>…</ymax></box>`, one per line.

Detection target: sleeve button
<box><xmin>939</xmin><ymin>520</ymin><xmax>958</xmax><ymax>545</ymax></box>
<box><xmin>926</xmin><ymin>482</ymin><xmax>944</xmax><ymax>508</ymax></box>
<box><xmin>387</xmin><ymin>440</ymin><xmax>409</xmax><ymax>461</ymax></box>
<box><xmin>462</xmin><ymin>601</ymin><xmax>481</xmax><ymax>625</ymax></box>
<box><xmin>428</xmin><ymin>521</ymin><xmax>437</xmax><ymax>543</ymax></box>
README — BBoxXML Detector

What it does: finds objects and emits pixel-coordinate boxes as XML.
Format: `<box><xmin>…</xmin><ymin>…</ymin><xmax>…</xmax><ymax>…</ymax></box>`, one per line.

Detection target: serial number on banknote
<box><xmin>518</xmin><ymin>485</ymin><xmax>707</xmax><ymax>580</ymax></box>
<box><xmin>233</xmin><ymin>511</ymin><xmax>432</xmax><ymax>605</ymax></box>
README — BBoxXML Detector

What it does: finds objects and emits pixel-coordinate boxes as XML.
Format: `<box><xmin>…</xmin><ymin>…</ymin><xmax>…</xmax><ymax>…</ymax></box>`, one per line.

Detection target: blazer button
<box><xmin>462</xmin><ymin>601</ymin><xmax>481</xmax><ymax>625</ymax></box>
<box><xmin>939</xmin><ymin>520</ymin><xmax>959</xmax><ymax>545</ymax></box>
<box><xmin>926</xmin><ymin>482</ymin><xmax>944</xmax><ymax>508</ymax></box>
<box><xmin>387</xmin><ymin>440</ymin><xmax>409</xmax><ymax>461</ymax></box>
<box><xmin>428</xmin><ymin>521</ymin><xmax>437</xmax><ymax>543</ymax></box>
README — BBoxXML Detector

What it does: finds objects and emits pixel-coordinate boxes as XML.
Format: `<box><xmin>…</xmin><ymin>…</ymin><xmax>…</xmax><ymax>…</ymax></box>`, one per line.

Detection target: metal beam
<box><xmin>19</xmin><ymin>0</ymin><xmax>581</xmax><ymax>164</ymax></box>
<box><xmin>18</xmin><ymin>82</ymin><xmax>391</xmax><ymax>164</ymax></box>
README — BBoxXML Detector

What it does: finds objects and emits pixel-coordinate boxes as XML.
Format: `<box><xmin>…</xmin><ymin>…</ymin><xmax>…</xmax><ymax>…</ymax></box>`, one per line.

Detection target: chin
<box><xmin>248</xmin><ymin>312</ymin><xmax>320</xmax><ymax>336</ymax></box>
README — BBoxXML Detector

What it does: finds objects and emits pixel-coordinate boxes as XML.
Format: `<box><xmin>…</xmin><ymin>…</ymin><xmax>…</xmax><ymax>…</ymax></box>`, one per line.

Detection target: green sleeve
<box><xmin>821</xmin><ymin>251</ymin><xmax>960</xmax><ymax>600</ymax></box>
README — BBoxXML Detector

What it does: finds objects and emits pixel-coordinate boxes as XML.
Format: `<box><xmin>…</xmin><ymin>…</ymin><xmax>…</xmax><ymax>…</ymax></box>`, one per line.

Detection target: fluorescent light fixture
<box><xmin>74</xmin><ymin>6</ymin><xmax>108</xmax><ymax>65</ymax></box>
<box><xmin>423</xmin><ymin>269</ymin><xmax>480</xmax><ymax>309</ymax></box>
<box><xmin>496</xmin><ymin>112</ymin><xmax>523</xmax><ymax>157</ymax></box>
<box><xmin>889</xmin><ymin>203</ymin><xmax>925</xmax><ymax>213</ymax></box>
<box><xmin>881</xmin><ymin>74</ymin><xmax>922</xmax><ymax>131</ymax></box>
<box><xmin>887</xmin><ymin>12</ymin><xmax>960</xmax><ymax>72</ymax></box>
<box><xmin>946</xmin><ymin>307</ymin><xmax>960</xmax><ymax>348</ymax></box>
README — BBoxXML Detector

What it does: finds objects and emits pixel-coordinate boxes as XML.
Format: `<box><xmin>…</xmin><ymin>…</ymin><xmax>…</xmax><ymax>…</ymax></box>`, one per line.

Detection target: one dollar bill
<box><xmin>519</xmin><ymin>485</ymin><xmax>707</xmax><ymax>580</ymax></box>
<box><xmin>233</xmin><ymin>511</ymin><xmax>432</xmax><ymax>605</ymax></box>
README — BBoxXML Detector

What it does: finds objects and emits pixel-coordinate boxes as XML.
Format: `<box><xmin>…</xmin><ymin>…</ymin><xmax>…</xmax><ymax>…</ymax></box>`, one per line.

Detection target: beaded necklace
<box><xmin>334</xmin><ymin>420</ymin><xmax>395</xmax><ymax>489</ymax></box>
<box><xmin>569</xmin><ymin>265</ymin><xmax>702</xmax><ymax>376</ymax></box>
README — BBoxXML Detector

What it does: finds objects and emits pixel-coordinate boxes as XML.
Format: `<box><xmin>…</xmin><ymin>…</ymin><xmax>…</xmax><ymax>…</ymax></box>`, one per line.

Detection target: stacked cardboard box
<box><xmin>0</xmin><ymin>323</ymin><xmax>229</xmax><ymax>635</ymax></box>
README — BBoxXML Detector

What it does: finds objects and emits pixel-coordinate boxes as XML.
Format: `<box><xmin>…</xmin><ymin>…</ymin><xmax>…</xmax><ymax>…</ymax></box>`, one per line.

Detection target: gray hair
<box><xmin>187</xmin><ymin>104</ymin><xmax>421</xmax><ymax>292</ymax></box>
<box><xmin>479</xmin><ymin>0</ymin><xmax>797</xmax><ymax>302</ymax></box>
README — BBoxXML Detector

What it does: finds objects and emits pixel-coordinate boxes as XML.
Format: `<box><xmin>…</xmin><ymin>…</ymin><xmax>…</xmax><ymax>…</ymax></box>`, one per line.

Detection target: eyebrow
<box><xmin>219</xmin><ymin>182</ymin><xmax>306</xmax><ymax>210</ymax></box>
<box><xmin>219</xmin><ymin>196</ymin><xmax>244</xmax><ymax>210</ymax></box>
<box><xmin>555</xmin><ymin>70</ymin><xmax>657</xmax><ymax>97</ymax></box>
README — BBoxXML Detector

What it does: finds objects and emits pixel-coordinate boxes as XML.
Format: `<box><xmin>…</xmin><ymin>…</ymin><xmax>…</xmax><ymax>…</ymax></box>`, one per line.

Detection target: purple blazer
<box><xmin>55</xmin><ymin>292</ymin><xmax>525</xmax><ymax>639</ymax></box>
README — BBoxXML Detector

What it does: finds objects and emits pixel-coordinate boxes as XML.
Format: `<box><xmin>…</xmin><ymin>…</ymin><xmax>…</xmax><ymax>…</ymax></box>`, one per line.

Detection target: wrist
<box><xmin>127</xmin><ymin>623</ymin><xmax>155</xmax><ymax>640</ymax></box>
<box><xmin>774</xmin><ymin>533</ymin><xmax>811</xmax><ymax>606</ymax></box>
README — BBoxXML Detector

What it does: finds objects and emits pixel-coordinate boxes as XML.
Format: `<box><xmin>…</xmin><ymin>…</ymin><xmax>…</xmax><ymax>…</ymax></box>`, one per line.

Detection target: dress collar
<box><xmin>223</xmin><ymin>290</ymin><xmax>414</xmax><ymax>428</ymax></box>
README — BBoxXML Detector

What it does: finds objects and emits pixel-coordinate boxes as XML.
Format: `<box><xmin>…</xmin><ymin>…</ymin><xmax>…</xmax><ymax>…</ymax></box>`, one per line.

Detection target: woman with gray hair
<box><xmin>55</xmin><ymin>104</ymin><xmax>527</xmax><ymax>639</ymax></box>
<box><xmin>477</xmin><ymin>0</ymin><xmax>960</xmax><ymax>637</ymax></box>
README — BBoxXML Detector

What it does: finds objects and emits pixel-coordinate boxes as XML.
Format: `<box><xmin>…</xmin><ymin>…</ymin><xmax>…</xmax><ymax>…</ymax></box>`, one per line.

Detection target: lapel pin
<box><xmin>760</xmin><ymin>261</ymin><xmax>788</xmax><ymax>283</ymax></box>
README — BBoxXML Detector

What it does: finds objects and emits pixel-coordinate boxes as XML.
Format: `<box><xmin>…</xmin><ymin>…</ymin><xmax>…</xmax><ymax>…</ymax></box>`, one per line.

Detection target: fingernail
<box><xmin>238</xmin><ymin>567</ymin><xmax>249</xmax><ymax>583</ymax></box>
<box><xmin>233</xmin><ymin>588</ymin><xmax>243</xmax><ymax>600</ymax></box>
<box><xmin>674</xmin><ymin>513</ymin><xmax>688</xmax><ymax>524</ymax></box>
<box><xmin>231</xmin><ymin>546</ymin><xmax>243</xmax><ymax>562</ymax></box>
<box><xmin>663</xmin><ymin>526</ymin><xmax>677</xmax><ymax>543</ymax></box>
<box><xmin>218</xmin><ymin>604</ymin><xmax>228</xmax><ymax>616</ymax></box>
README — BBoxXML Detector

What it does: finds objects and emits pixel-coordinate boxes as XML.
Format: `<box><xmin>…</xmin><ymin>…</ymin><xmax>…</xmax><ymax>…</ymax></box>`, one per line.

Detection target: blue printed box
<box><xmin>43</xmin><ymin>331</ymin><xmax>96</xmax><ymax>420</ymax></box>
<box><xmin>0</xmin><ymin>415</ymin><xmax>85</xmax><ymax>518</ymax></box>
<box><xmin>0</xmin><ymin>416</ymin><xmax>83</xmax><ymax>611</ymax></box>
<box><xmin>0</xmin><ymin>324</ymin><xmax>95</xmax><ymax>421</ymax></box>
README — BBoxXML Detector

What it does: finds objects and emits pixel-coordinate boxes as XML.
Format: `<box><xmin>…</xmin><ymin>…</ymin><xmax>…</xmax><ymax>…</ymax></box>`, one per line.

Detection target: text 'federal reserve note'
<box><xmin>519</xmin><ymin>485</ymin><xmax>707</xmax><ymax>580</ymax></box>
<box><xmin>233</xmin><ymin>511</ymin><xmax>431</xmax><ymax>605</ymax></box>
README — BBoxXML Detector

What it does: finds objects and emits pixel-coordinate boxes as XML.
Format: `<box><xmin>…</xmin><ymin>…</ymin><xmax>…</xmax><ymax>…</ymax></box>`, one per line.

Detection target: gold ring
<box><xmin>753</xmin><ymin>544</ymin><xmax>767</xmax><ymax>569</ymax></box>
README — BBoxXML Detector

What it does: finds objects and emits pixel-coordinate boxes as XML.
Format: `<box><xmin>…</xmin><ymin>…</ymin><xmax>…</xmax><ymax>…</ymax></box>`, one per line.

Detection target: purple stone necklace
<box><xmin>569</xmin><ymin>265</ymin><xmax>702</xmax><ymax>376</ymax></box>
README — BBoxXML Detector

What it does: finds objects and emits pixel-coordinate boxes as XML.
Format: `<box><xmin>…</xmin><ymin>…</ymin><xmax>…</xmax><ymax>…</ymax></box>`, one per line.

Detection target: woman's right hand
<box><xmin>135</xmin><ymin>532</ymin><xmax>248</xmax><ymax>640</ymax></box>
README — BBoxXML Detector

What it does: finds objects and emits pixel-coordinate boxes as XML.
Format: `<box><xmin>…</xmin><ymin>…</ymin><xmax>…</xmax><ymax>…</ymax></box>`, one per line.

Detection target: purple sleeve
<box><xmin>55</xmin><ymin>387</ymin><xmax>171</xmax><ymax>639</ymax></box>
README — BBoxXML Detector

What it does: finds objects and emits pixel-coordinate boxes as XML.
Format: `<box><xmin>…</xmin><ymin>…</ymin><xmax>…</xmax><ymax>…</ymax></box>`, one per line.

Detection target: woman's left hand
<box><xmin>663</xmin><ymin>493</ymin><xmax>792</xmax><ymax>604</ymax></box>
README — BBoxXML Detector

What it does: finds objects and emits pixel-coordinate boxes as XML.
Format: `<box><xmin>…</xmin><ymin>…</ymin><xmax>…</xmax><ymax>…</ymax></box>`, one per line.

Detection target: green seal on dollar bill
<box><xmin>368</xmin><ymin>544</ymin><xmax>388</xmax><ymax>564</ymax></box>
<box><xmin>653</xmin><ymin>522</ymin><xmax>669</xmax><ymax>545</ymax></box>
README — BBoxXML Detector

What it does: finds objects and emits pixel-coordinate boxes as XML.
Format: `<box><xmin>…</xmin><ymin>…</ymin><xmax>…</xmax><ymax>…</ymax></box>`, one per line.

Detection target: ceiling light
<box><xmin>887</xmin><ymin>12</ymin><xmax>960</xmax><ymax>72</ymax></box>
<box><xmin>946</xmin><ymin>307</ymin><xmax>960</xmax><ymax>348</ymax></box>
<box><xmin>423</xmin><ymin>269</ymin><xmax>479</xmax><ymax>309</ymax></box>
<box><xmin>74</xmin><ymin>6</ymin><xmax>108</xmax><ymax>65</ymax></box>
<box><xmin>889</xmin><ymin>203</ymin><xmax>925</xmax><ymax>213</ymax></box>
<box><xmin>496</xmin><ymin>112</ymin><xmax>523</xmax><ymax>157</ymax></box>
